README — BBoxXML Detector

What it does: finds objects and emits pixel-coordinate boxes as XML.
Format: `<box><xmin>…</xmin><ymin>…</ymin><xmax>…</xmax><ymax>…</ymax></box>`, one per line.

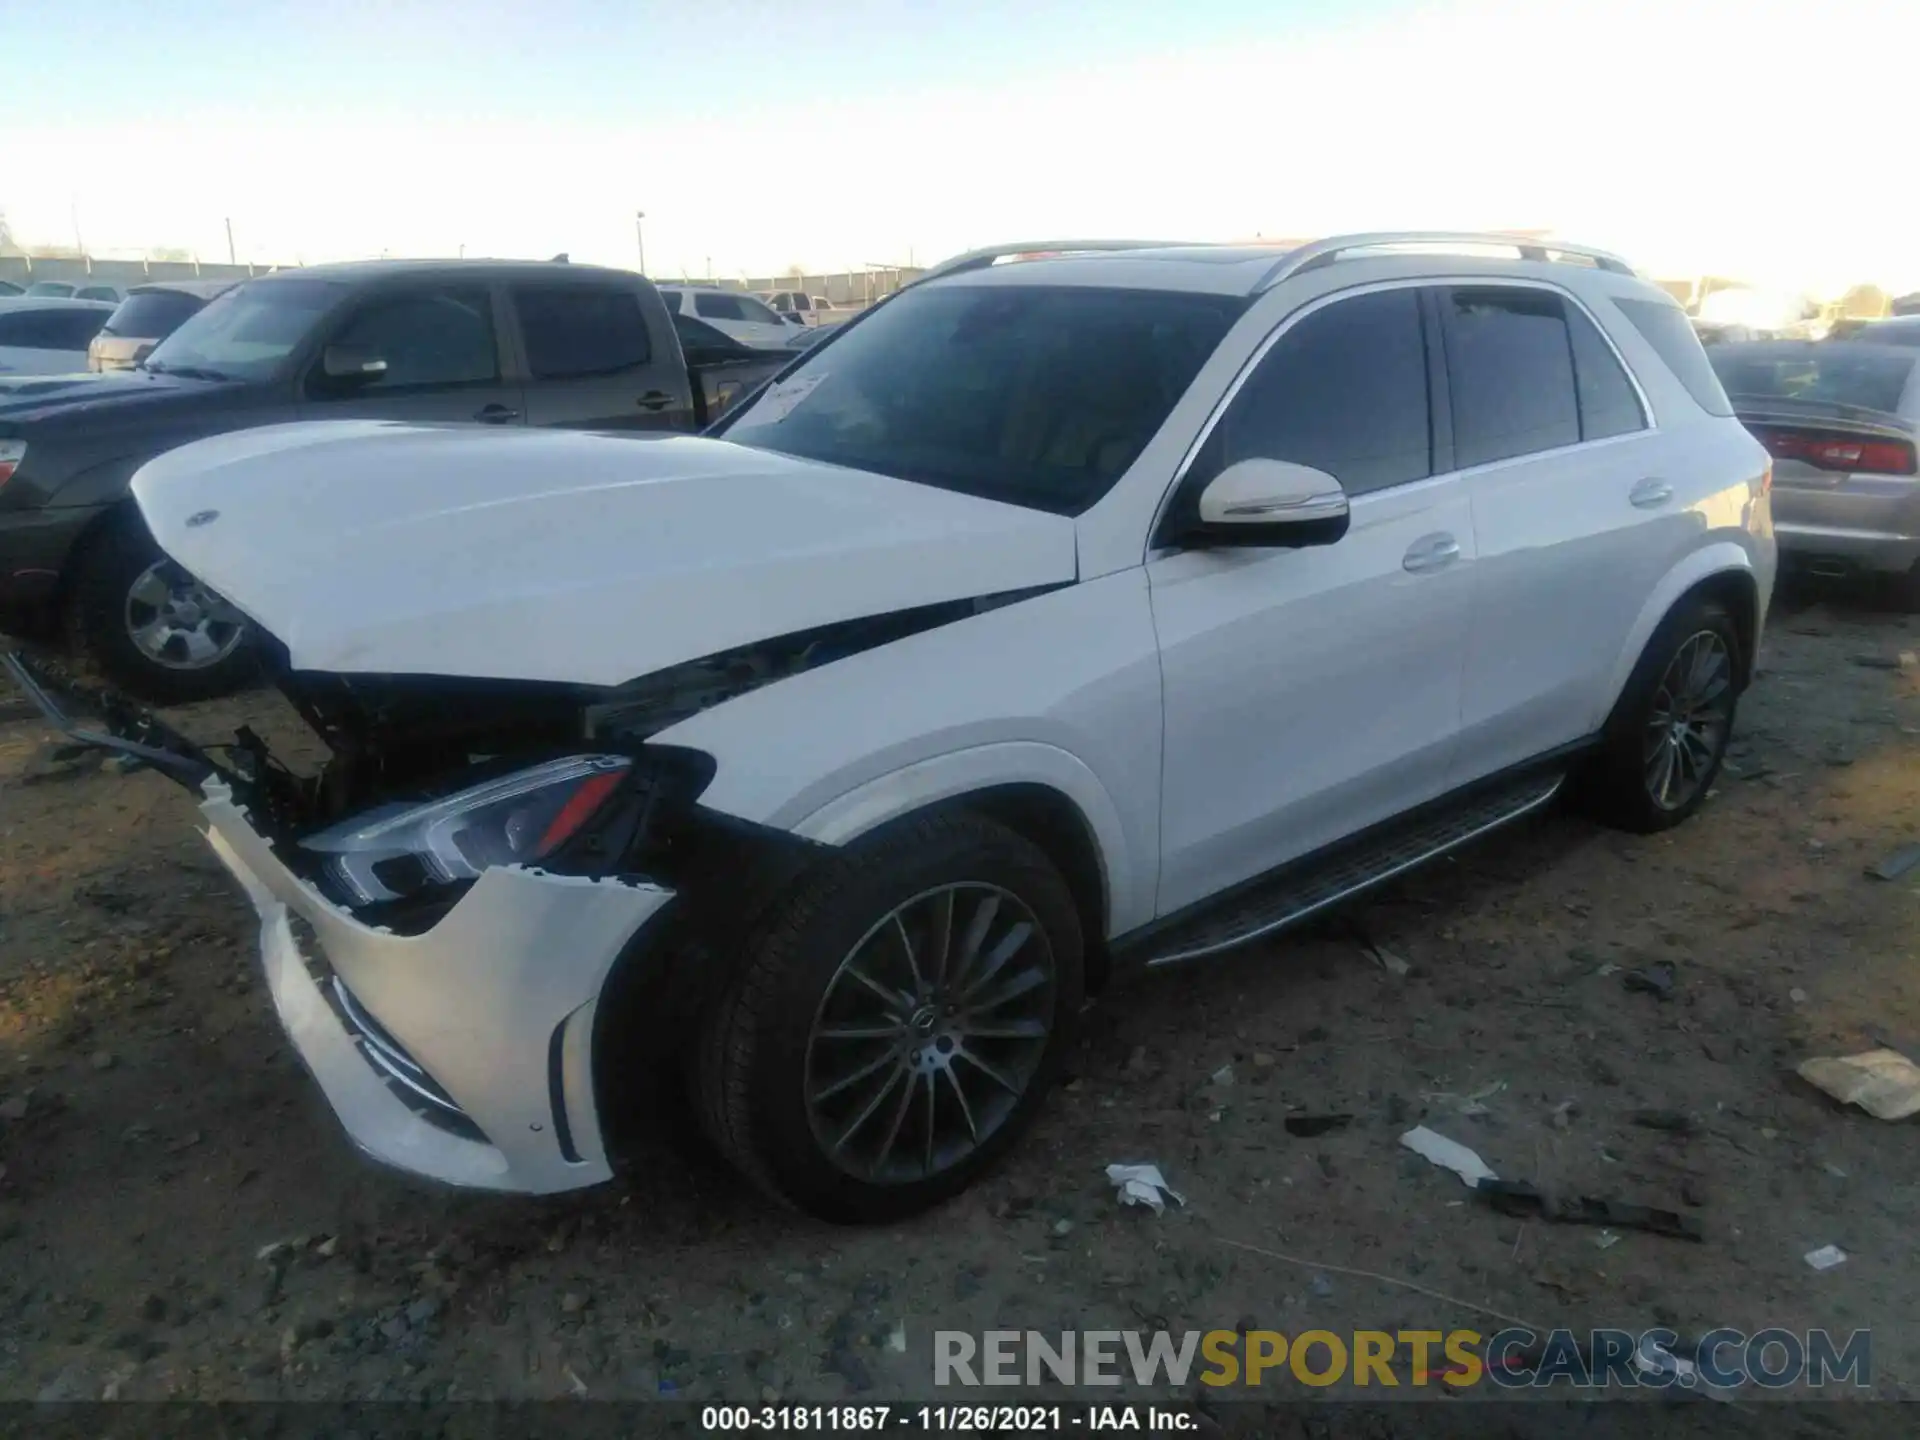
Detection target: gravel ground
<box><xmin>4</xmin><ymin>582</ymin><xmax>1920</xmax><ymax>1414</ymax></box>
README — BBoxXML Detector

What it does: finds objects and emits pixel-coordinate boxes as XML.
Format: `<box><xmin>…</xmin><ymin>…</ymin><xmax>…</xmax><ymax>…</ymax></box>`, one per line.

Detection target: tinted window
<box><xmin>1566</xmin><ymin>305</ymin><xmax>1645</xmax><ymax>440</ymax></box>
<box><xmin>724</xmin><ymin>284</ymin><xmax>1244</xmax><ymax>515</ymax></box>
<box><xmin>672</xmin><ymin>311</ymin><xmax>750</xmax><ymax>358</ymax></box>
<box><xmin>1854</xmin><ymin>319</ymin><xmax>1920</xmax><ymax>349</ymax></box>
<box><xmin>1209</xmin><ymin>287</ymin><xmax>1431</xmax><ymax>495</ymax></box>
<box><xmin>1614</xmin><ymin>296</ymin><xmax>1734</xmax><ymax>417</ymax></box>
<box><xmin>24</xmin><ymin>282</ymin><xmax>74</xmax><ymax>298</ymax></box>
<box><xmin>693</xmin><ymin>292</ymin><xmax>747</xmax><ymax>322</ymax></box>
<box><xmin>324</xmin><ymin>287</ymin><xmax>498</xmax><ymax>391</ymax></box>
<box><xmin>513</xmin><ymin>285</ymin><xmax>652</xmax><ymax>379</ymax></box>
<box><xmin>0</xmin><ymin>307</ymin><xmax>109</xmax><ymax>350</ymax></box>
<box><xmin>147</xmin><ymin>278</ymin><xmax>343</xmax><ymax>381</ymax></box>
<box><xmin>75</xmin><ymin>287</ymin><xmax>119</xmax><ymax>302</ymax></box>
<box><xmin>103</xmin><ymin>290</ymin><xmax>206</xmax><ymax>339</ymax></box>
<box><xmin>1710</xmin><ymin>344</ymin><xmax>1916</xmax><ymax>416</ymax></box>
<box><xmin>737</xmin><ymin>295</ymin><xmax>783</xmax><ymax>326</ymax></box>
<box><xmin>1443</xmin><ymin>288</ymin><xmax>1581</xmax><ymax>466</ymax></box>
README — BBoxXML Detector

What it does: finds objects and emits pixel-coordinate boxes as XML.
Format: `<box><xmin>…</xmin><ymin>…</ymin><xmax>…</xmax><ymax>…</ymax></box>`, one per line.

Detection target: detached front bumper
<box><xmin>201</xmin><ymin>781</ymin><xmax>674</xmax><ymax>1194</ymax></box>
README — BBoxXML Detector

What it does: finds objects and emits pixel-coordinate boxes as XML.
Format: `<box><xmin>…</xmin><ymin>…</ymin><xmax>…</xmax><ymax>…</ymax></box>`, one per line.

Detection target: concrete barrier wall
<box><xmin>0</xmin><ymin>257</ymin><xmax>280</xmax><ymax>292</ymax></box>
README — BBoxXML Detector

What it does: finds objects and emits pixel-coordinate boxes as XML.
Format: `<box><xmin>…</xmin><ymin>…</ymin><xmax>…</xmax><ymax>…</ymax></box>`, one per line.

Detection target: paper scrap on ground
<box><xmin>1398</xmin><ymin>1126</ymin><xmax>1497</xmax><ymax>1187</ymax></box>
<box><xmin>1106</xmin><ymin>1163</ymin><xmax>1186</xmax><ymax>1215</ymax></box>
<box><xmin>1797</xmin><ymin>1049</ymin><xmax>1920</xmax><ymax>1121</ymax></box>
<box><xmin>1804</xmin><ymin>1244</ymin><xmax>1848</xmax><ymax>1271</ymax></box>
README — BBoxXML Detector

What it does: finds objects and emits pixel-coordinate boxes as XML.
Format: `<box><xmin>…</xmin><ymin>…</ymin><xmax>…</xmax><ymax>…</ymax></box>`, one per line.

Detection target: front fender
<box><xmin>1598</xmin><ymin>541</ymin><xmax>1765</xmax><ymax>726</ymax></box>
<box><xmin>790</xmin><ymin>741</ymin><xmax>1145</xmax><ymax>937</ymax></box>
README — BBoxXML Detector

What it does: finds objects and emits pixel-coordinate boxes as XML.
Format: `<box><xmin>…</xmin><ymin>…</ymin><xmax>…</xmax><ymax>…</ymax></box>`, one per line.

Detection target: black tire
<box><xmin>693</xmin><ymin>810</ymin><xmax>1084</xmax><ymax>1223</ymax></box>
<box><xmin>1888</xmin><ymin>562</ymin><xmax>1920</xmax><ymax>614</ymax></box>
<box><xmin>1581</xmin><ymin>594</ymin><xmax>1742</xmax><ymax>834</ymax></box>
<box><xmin>67</xmin><ymin>511</ymin><xmax>257</xmax><ymax>705</ymax></box>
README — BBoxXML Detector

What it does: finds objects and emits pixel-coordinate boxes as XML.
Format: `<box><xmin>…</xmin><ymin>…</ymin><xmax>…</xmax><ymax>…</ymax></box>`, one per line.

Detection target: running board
<box><xmin>1144</xmin><ymin>771</ymin><xmax>1566</xmax><ymax>967</ymax></box>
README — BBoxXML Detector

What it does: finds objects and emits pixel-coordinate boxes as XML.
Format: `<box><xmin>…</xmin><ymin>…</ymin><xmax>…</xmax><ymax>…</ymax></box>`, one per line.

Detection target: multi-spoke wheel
<box><xmin>68</xmin><ymin>511</ymin><xmax>257</xmax><ymax>704</ymax></box>
<box><xmin>693</xmin><ymin>812</ymin><xmax>1084</xmax><ymax>1222</ymax></box>
<box><xmin>1642</xmin><ymin>630</ymin><xmax>1733</xmax><ymax>812</ymax></box>
<box><xmin>1583</xmin><ymin>594</ymin><xmax>1743</xmax><ymax>834</ymax></box>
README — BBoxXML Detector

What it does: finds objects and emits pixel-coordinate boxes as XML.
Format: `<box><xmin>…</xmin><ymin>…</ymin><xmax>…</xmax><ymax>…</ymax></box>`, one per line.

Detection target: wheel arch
<box><xmin>1600</xmin><ymin>545</ymin><xmax>1764</xmax><ymax>724</ymax></box>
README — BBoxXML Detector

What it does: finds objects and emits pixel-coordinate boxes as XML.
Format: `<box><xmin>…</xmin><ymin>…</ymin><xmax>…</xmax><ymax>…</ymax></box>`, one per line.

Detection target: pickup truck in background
<box><xmin>0</xmin><ymin>258</ymin><xmax>795</xmax><ymax>703</ymax></box>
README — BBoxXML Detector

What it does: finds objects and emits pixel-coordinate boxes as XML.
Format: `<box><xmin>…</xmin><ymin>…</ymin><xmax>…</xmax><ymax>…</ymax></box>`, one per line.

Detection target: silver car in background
<box><xmin>1710</xmin><ymin>340</ymin><xmax>1920</xmax><ymax>604</ymax></box>
<box><xmin>88</xmin><ymin>279</ymin><xmax>239</xmax><ymax>372</ymax></box>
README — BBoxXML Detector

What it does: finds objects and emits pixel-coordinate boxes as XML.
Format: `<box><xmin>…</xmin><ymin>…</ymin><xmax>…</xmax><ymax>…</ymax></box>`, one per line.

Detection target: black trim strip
<box><xmin>547</xmin><ymin>1017</ymin><xmax>581</xmax><ymax>1165</ymax></box>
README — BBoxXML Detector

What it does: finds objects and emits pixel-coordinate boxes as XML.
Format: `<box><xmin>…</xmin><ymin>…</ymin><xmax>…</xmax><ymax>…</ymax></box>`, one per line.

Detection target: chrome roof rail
<box><xmin>1254</xmin><ymin>231</ymin><xmax>1636</xmax><ymax>291</ymax></box>
<box><xmin>909</xmin><ymin>240</ymin><xmax>1198</xmax><ymax>289</ymax></box>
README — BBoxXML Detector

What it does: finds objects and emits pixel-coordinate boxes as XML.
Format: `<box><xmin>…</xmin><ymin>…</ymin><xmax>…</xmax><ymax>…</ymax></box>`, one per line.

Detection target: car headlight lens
<box><xmin>298</xmin><ymin>755</ymin><xmax>632</xmax><ymax>906</ymax></box>
<box><xmin>0</xmin><ymin>441</ymin><xmax>24</xmax><ymax>489</ymax></box>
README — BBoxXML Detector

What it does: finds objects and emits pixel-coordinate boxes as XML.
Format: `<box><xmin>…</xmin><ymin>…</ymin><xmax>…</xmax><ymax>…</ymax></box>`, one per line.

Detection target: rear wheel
<box><xmin>1581</xmin><ymin>595</ymin><xmax>1741</xmax><ymax>833</ymax></box>
<box><xmin>67</xmin><ymin>512</ymin><xmax>256</xmax><ymax>704</ymax></box>
<box><xmin>693</xmin><ymin>812</ymin><xmax>1083</xmax><ymax>1222</ymax></box>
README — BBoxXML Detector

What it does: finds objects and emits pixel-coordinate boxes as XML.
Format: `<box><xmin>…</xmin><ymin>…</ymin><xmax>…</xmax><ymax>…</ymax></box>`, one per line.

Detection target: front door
<box><xmin>1149</xmin><ymin>284</ymin><xmax>1475</xmax><ymax>916</ymax></box>
<box><xmin>300</xmin><ymin>283</ymin><xmax>525</xmax><ymax>426</ymax></box>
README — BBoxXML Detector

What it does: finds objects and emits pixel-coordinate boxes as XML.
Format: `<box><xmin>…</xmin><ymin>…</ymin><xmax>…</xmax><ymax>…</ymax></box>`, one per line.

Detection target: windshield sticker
<box><xmin>752</xmin><ymin>373</ymin><xmax>826</xmax><ymax>424</ymax></box>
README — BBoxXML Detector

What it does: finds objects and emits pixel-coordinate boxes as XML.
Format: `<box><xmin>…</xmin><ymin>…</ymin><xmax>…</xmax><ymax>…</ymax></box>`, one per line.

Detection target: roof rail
<box><xmin>1254</xmin><ymin>231</ymin><xmax>1636</xmax><ymax>291</ymax></box>
<box><xmin>910</xmin><ymin>239</ymin><xmax>1195</xmax><ymax>289</ymax></box>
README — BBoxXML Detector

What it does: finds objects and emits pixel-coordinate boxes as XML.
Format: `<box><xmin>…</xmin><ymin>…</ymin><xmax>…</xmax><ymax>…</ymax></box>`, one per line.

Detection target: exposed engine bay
<box><xmin>3</xmin><ymin>585</ymin><xmax>1054</xmax><ymax>930</ymax></box>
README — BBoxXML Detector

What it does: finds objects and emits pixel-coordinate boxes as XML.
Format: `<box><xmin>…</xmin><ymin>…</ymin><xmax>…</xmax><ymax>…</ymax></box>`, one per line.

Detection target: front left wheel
<box><xmin>693</xmin><ymin>812</ymin><xmax>1084</xmax><ymax>1223</ymax></box>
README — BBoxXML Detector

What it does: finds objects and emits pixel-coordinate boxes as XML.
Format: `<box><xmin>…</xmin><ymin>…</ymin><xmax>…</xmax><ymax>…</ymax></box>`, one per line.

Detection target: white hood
<box><xmin>131</xmin><ymin>422</ymin><xmax>1078</xmax><ymax>685</ymax></box>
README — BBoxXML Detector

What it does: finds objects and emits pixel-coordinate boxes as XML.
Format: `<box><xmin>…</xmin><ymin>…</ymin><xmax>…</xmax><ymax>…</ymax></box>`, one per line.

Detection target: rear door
<box><xmin>507</xmin><ymin>281</ymin><xmax>697</xmax><ymax>431</ymax></box>
<box><xmin>298</xmin><ymin>282</ymin><xmax>525</xmax><ymax>425</ymax></box>
<box><xmin>1446</xmin><ymin>284</ymin><xmax>1671</xmax><ymax>782</ymax></box>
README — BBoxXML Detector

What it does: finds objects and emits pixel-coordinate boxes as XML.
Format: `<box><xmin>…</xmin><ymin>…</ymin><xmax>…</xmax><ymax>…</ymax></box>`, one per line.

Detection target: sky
<box><xmin>5</xmin><ymin>0</ymin><xmax>1918</xmax><ymax>293</ymax></box>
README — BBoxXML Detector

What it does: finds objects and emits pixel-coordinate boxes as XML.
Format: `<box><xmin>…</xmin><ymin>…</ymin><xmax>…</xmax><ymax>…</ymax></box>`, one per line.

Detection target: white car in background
<box><xmin>658</xmin><ymin>285</ymin><xmax>813</xmax><ymax>350</ymax></box>
<box><xmin>0</xmin><ymin>297</ymin><xmax>116</xmax><ymax>375</ymax></box>
<box><xmin>12</xmin><ymin>232</ymin><xmax>1775</xmax><ymax>1224</ymax></box>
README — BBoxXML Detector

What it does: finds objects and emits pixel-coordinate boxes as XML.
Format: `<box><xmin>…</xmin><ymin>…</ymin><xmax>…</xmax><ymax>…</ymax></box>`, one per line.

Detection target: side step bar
<box><xmin>1144</xmin><ymin>771</ymin><xmax>1566</xmax><ymax>967</ymax></box>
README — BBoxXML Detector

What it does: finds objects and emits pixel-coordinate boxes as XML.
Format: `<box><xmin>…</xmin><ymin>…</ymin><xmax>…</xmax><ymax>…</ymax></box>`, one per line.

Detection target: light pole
<box><xmin>634</xmin><ymin>211</ymin><xmax>647</xmax><ymax>274</ymax></box>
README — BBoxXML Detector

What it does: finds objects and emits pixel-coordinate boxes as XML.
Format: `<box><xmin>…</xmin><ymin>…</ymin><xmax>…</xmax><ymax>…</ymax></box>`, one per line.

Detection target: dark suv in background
<box><xmin>0</xmin><ymin>258</ymin><xmax>789</xmax><ymax>702</ymax></box>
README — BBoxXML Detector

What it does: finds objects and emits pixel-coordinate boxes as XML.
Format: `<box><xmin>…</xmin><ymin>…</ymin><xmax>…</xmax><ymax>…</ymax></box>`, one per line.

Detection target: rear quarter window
<box><xmin>1613</xmin><ymin>296</ymin><xmax>1734</xmax><ymax>417</ymax></box>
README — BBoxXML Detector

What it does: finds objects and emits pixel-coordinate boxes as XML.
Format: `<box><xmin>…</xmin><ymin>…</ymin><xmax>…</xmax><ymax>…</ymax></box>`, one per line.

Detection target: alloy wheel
<box><xmin>124</xmin><ymin>560</ymin><xmax>247</xmax><ymax>671</ymax></box>
<box><xmin>804</xmin><ymin>883</ymin><xmax>1056</xmax><ymax>1184</ymax></box>
<box><xmin>1642</xmin><ymin>629</ymin><xmax>1733</xmax><ymax>811</ymax></box>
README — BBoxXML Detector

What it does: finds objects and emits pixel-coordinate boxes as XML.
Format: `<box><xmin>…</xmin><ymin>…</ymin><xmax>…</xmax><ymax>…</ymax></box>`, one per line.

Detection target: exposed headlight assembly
<box><xmin>299</xmin><ymin>755</ymin><xmax>631</xmax><ymax>906</ymax></box>
<box><xmin>0</xmin><ymin>440</ymin><xmax>25</xmax><ymax>489</ymax></box>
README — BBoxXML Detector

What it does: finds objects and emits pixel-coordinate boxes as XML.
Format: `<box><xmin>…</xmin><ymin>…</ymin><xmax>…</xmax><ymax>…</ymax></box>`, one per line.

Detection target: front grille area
<box><xmin>288</xmin><ymin>915</ymin><xmax>487</xmax><ymax>1143</ymax></box>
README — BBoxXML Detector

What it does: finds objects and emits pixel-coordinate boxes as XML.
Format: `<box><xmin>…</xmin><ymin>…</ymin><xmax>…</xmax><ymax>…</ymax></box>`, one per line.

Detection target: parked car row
<box><xmin>7</xmin><ymin>232</ymin><xmax>1776</xmax><ymax>1223</ymax></box>
<box><xmin>0</xmin><ymin>258</ymin><xmax>798</xmax><ymax>700</ymax></box>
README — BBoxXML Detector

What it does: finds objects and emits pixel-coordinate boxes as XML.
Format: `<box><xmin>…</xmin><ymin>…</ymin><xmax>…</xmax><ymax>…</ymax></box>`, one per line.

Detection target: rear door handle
<box><xmin>1630</xmin><ymin>478</ymin><xmax>1673</xmax><ymax>509</ymax></box>
<box><xmin>1402</xmin><ymin>533</ymin><xmax>1461</xmax><ymax>574</ymax></box>
<box><xmin>637</xmin><ymin>390</ymin><xmax>673</xmax><ymax>411</ymax></box>
<box><xmin>474</xmin><ymin>403</ymin><xmax>519</xmax><ymax>424</ymax></box>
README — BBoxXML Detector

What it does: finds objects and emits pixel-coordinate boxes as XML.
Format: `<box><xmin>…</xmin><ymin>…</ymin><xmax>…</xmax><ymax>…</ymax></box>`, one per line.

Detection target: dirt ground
<box><xmin>4</xmin><ymin>581</ymin><xmax>1920</xmax><ymax>1412</ymax></box>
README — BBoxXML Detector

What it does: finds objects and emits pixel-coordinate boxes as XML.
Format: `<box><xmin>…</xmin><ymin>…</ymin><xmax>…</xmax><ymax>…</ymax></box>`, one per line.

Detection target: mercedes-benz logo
<box><xmin>185</xmin><ymin>509</ymin><xmax>220</xmax><ymax>528</ymax></box>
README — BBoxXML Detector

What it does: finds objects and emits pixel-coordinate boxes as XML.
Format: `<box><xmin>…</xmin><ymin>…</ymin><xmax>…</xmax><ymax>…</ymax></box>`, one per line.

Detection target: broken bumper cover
<box><xmin>197</xmin><ymin>781</ymin><xmax>674</xmax><ymax>1193</ymax></box>
<box><xmin>202</xmin><ymin>781</ymin><xmax>674</xmax><ymax>1194</ymax></box>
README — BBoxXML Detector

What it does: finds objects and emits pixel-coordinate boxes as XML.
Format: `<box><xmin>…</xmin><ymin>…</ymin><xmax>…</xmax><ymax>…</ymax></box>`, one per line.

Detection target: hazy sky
<box><xmin>6</xmin><ymin>0</ymin><xmax>1917</xmax><ymax>291</ymax></box>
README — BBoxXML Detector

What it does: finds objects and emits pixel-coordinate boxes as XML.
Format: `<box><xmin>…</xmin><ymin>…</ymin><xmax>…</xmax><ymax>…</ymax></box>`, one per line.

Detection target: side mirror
<box><xmin>1183</xmin><ymin>458</ymin><xmax>1350</xmax><ymax>548</ymax></box>
<box><xmin>320</xmin><ymin>345</ymin><xmax>388</xmax><ymax>383</ymax></box>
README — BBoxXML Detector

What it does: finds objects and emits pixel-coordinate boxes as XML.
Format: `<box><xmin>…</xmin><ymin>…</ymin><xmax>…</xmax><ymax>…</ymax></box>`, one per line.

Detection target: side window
<box><xmin>694</xmin><ymin>292</ymin><xmax>747</xmax><ymax>322</ymax></box>
<box><xmin>1208</xmin><ymin>287</ymin><xmax>1431</xmax><ymax>496</ymax></box>
<box><xmin>1613</xmin><ymin>296</ymin><xmax>1735</xmax><ymax>417</ymax></box>
<box><xmin>1566</xmin><ymin>305</ymin><xmax>1646</xmax><ymax>440</ymax></box>
<box><xmin>512</xmin><ymin>285</ymin><xmax>652</xmax><ymax>379</ymax></box>
<box><xmin>1442</xmin><ymin>288</ymin><xmax>1580</xmax><ymax>466</ymax></box>
<box><xmin>0</xmin><ymin>309</ymin><xmax>105</xmax><ymax>350</ymax></box>
<box><xmin>738</xmin><ymin>296</ymin><xmax>784</xmax><ymax>327</ymax></box>
<box><xmin>320</xmin><ymin>286</ymin><xmax>498</xmax><ymax>392</ymax></box>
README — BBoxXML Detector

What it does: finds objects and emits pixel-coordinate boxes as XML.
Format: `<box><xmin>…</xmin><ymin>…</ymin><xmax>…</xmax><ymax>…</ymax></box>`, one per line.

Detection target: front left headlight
<box><xmin>299</xmin><ymin>755</ymin><xmax>632</xmax><ymax>907</ymax></box>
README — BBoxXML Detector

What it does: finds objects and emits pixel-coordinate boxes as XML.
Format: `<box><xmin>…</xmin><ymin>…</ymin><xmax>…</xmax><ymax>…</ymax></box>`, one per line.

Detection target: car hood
<box><xmin>131</xmin><ymin>421</ymin><xmax>1079</xmax><ymax>686</ymax></box>
<box><xmin>0</xmin><ymin>368</ymin><xmax>240</xmax><ymax>428</ymax></box>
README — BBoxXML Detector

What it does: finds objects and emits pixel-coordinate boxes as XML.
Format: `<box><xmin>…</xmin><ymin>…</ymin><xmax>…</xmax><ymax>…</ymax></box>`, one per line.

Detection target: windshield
<box><xmin>1710</xmin><ymin>344</ymin><xmax>1916</xmax><ymax>416</ymax></box>
<box><xmin>721</xmin><ymin>282</ymin><xmax>1245</xmax><ymax>515</ymax></box>
<box><xmin>144</xmin><ymin>278</ymin><xmax>345</xmax><ymax>381</ymax></box>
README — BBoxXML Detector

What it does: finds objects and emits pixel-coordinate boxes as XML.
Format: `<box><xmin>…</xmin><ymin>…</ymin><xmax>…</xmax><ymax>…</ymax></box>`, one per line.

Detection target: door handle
<box><xmin>1402</xmin><ymin>533</ymin><xmax>1461</xmax><ymax>574</ymax></box>
<box><xmin>1630</xmin><ymin>478</ymin><xmax>1674</xmax><ymax>509</ymax></box>
<box><xmin>474</xmin><ymin>403</ymin><xmax>519</xmax><ymax>424</ymax></box>
<box><xmin>636</xmin><ymin>390</ymin><xmax>673</xmax><ymax>411</ymax></box>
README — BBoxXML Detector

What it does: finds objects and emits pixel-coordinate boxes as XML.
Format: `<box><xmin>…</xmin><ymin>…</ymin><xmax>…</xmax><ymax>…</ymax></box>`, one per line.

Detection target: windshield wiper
<box><xmin>144</xmin><ymin>362</ymin><xmax>235</xmax><ymax>382</ymax></box>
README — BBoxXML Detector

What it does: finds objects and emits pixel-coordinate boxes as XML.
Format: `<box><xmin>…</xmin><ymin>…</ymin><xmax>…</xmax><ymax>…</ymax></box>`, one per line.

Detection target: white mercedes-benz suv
<box><xmin>8</xmin><ymin>233</ymin><xmax>1776</xmax><ymax>1223</ymax></box>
